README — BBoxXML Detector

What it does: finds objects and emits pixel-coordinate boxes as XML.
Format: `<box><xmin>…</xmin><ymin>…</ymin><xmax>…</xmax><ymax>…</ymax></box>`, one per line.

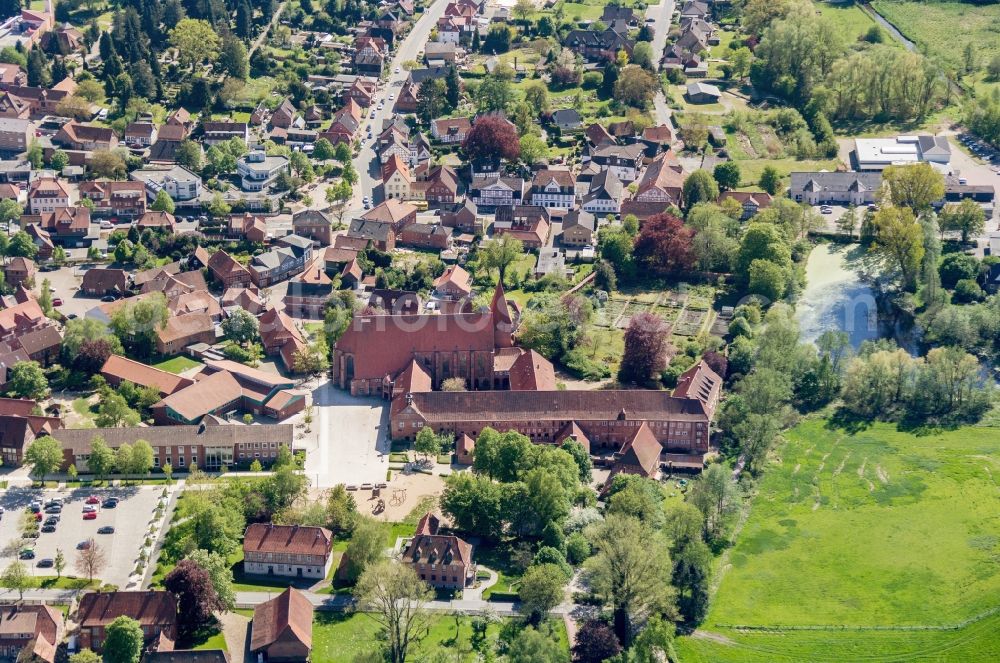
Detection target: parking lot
<box><xmin>0</xmin><ymin>486</ymin><xmax>166</xmax><ymax>589</ymax></box>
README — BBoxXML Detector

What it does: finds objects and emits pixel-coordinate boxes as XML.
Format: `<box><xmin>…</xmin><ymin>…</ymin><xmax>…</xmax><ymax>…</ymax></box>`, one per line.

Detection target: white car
<box><xmin>100</xmin><ymin>220</ymin><xmax>113</xmax><ymax>229</ymax></box>
<box><xmin>395</xmin><ymin>66</ymin><xmax>400</xmax><ymax>73</ymax></box>
<box><xmin>388</xmin><ymin>93</ymin><xmax>395</xmax><ymax>100</ymax></box>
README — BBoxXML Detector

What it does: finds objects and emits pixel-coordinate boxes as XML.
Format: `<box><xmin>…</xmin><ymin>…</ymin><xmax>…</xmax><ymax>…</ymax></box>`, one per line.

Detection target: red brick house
<box><xmin>401</xmin><ymin>513</ymin><xmax>474</xmax><ymax>589</ymax></box>
<box><xmin>3</xmin><ymin>257</ymin><xmax>35</xmax><ymax>287</ymax></box>
<box><xmin>250</xmin><ymin>588</ymin><xmax>313</xmax><ymax>663</ymax></box>
<box><xmin>432</xmin><ymin>264</ymin><xmax>472</xmax><ymax>299</ymax></box>
<box><xmin>100</xmin><ymin>354</ymin><xmax>195</xmax><ymax>397</ymax></box>
<box><xmin>399</xmin><ymin>223</ymin><xmax>451</xmax><ymax>250</ymax></box>
<box><xmin>228</xmin><ymin>213</ymin><xmax>268</xmax><ymax>243</ymax></box>
<box><xmin>0</xmin><ymin>604</ymin><xmax>63</xmax><ymax>663</ymax></box>
<box><xmin>243</xmin><ymin>523</ymin><xmax>333</xmax><ymax>579</ymax></box>
<box><xmin>208</xmin><ymin>250</ymin><xmax>252</xmax><ymax>288</ymax></box>
<box><xmin>77</xmin><ymin>591</ymin><xmax>177</xmax><ymax>653</ymax></box>
<box><xmin>79</xmin><ymin>180</ymin><xmax>147</xmax><ymax>218</ymax></box>
<box><xmin>81</xmin><ymin>267</ymin><xmax>129</xmax><ymax>296</ymax></box>
<box><xmin>155</xmin><ymin>313</ymin><xmax>216</xmax><ymax>355</ymax></box>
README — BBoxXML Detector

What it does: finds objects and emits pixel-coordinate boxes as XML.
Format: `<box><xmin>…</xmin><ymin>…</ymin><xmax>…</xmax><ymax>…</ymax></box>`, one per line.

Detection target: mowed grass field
<box><xmin>676</xmin><ymin>418</ymin><xmax>1000</xmax><ymax>661</ymax></box>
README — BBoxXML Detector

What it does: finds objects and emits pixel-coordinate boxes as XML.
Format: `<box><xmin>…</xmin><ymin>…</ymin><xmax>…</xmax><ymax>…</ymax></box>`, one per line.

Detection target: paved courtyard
<box><xmin>0</xmin><ymin>486</ymin><xmax>166</xmax><ymax>590</ymax></box>
<box><xmin>303</xmin><ymin>379</ymin><xmax>390</xmax><ymax>489</ymax></box>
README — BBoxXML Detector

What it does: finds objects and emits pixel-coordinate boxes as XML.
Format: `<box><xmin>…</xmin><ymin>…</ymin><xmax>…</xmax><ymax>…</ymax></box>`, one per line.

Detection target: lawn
<box><xmin>153</xmin><ymin>356</ymin><xmax>201</xmax><ymax>374</ymax></box>
<box><xmin>815</xmin><ymin>0</ymin><xmax>881</xmax><ymax>42</ymax></box>
<box><xmin>190</xmin><ymin>629</ymin><xmax>228</xmax><ymax>652</ymax></box>
<box><xmin>312</xmin><ymin>613</ymin><xmax>567</xmax><ymax>662</ymax></box>
<box><xmin>871</xmin><ymin>0</ymin><xmax>1000</xmax><ymax>68</ymax></box>
<box><xmin>677</xmin><ymin>417</ymin><xmax>1000</xmax><ymax>660</ymax></box>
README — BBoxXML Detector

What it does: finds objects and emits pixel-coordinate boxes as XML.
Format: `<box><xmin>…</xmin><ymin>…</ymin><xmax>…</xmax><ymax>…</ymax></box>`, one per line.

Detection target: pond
<box><xmin>796</xmin><ymin>243</ymin><xmax>882</xmax><ymax>349</ymax></box>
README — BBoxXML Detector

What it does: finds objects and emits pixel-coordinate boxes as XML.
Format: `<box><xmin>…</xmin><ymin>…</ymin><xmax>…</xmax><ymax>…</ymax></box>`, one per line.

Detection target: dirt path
<box><xmin>220</xmin><ymin>611</ymin><xmax>251</xmax><ymax>663</ymax></box>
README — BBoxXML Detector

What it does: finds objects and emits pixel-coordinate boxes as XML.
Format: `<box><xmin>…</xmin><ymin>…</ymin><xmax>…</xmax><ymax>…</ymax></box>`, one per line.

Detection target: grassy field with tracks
<box><xmin>676</xmin><ymin>418</ymin><xmax>1000</xmax><ymax>661</ymax></box>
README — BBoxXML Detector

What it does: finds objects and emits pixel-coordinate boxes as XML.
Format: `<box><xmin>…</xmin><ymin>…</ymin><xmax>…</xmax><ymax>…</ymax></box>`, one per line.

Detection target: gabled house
<box><xmin>77</xmin><ymin>591</ymin><xmax>177</xmax><ymax>653</ymax></box>
<box><xmin>250</xmin><ymin>588</ymin><xmax>314</xmax><ymax>663</ymax></box>
<box><xmin>530</xmin><ymin>169</ymin><xmax>576</xmax><ymax>209</ymax></box>
<box><xmin>53</xmin><ymin>121</ymin><xmax>117</xmax><ymax>151</ymax></box>
<box><xmin>440</xmin><ymin>199</ymin><xmax>481</xmax><ymax>234</ymax></box>
<box><xmin>551</xmin><ymin>108</ymin><xmax>583</xmax><ymax>132</ymax></box>
<box><xmin>588</xmin><ymin>143</ymin><xmax>645</xmax><ymax>183</ymax></box>
<box><xmin>78</xmin><ymin>180</ymin><xmax>147</xmax><ymax>218</ymax></box>
<box><xmin>348</xmin><ymin>78</ymin><xmax>378</xmax><ymax>107</ymax></box>
<box><xmin>228</xmin><ymin>213</ymin><xmax>268</xmax><ymax>243</ymax></box>
<box><xmin>0</xmin><ymin>604</ymin><xmax>63</xmax><ymax>663</ymax></box>
<box><xmin>284</xmin><ymin>261</ymin><xmax>333</xmax><ymax>318</ymax></box>
<box><xmin>621</xmin><ymin>152</ymin><xmax>684</xmax><ymax>219</ymax></box>
<box><xmin>361</xmin><ymin>199</ymin><xmax>417</xmax><ymax>231</ymax></box>
<box><xmin>718</xmin><ymin>191</ymin><xmax>773</xmax><ymax>220</ymax></box>
<box><xmin>292</xmin><ymin>209</ymin><xmax>334</xmax><ymax>246</ymax></box>
<box><xmin>563</xmin><ymin>28</ymin><xmax>634</xmax><ymax>62</ymax></box>
<box><xmin>27</xmin><ymin>177</ymin><xmax>70</xmax><ymax>214</ymax></box>
<box><xmin>469</xmin><ymin>175</ymin><xmax>525</xmax><ymax>211</ymax></box>
<box><xmin>582</xmin><ymin>169</ymin><xmax>623</xmax><ymax>216</ymax></box>
<box><xmin>401</xmin><ymin>513</ymin><xmax>475</xmax><ymax>589</ymax></box>
<box><xmin>382</xmin><ymin>154</ymin><xmax>412</xmax><ymax>200</ymax></box>
<box><xmin>208</xmin><ymin>250</ymin><xmax>252</xmax><ymax>288</ymax></box>
<box><xmin>124</xmin><ymin>121</ymin><xmax>157</xmax><ymax>146</ymax></box>
<box><xmin>271</xmin><ymin>98</ymin><xmax>298</xmax><ymax>129</ymax></box>
<box><xmin>201</xmin><ymin>121</ymin><xmax>249</xmax><ymax>145</ymax></box>
<box><xmin>560</xmin><ymin>209</ymin><xmax>596</xmax><ymax>246</ymax></box>
<box><xmin>81</xmin><ymin>268</ymin><xmax>129</xmax><ymax>297</ymax></box>
<box><xmin>26</xmin><ymin>207</ymin><xmax>90</xmax><ymax>245</ymax></box>
<box><xmin>431</xmin><ymin>116</ymin><xmax>472</xmax><ymax>144</ymax></box>
<box><xmin>412</xmin><ymin>164</ymin><xmax>459</xmax><ymax>203</ymax></box>
<box><xmin>243</xmin><ymin>523</ymin><xmax>333</xmax><ymax>579</ymax></box>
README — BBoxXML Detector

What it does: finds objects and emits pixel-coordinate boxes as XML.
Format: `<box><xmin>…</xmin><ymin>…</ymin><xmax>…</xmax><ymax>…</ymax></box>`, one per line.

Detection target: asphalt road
<box><xmin>350</xmin><ymin>0</ymin><xmax>453</xmax><ymax>209</ymax></box>
<box><xmin>648</xmin><ymin>0</ymin><xmax>678</xmax><ymax>130</ymax></box>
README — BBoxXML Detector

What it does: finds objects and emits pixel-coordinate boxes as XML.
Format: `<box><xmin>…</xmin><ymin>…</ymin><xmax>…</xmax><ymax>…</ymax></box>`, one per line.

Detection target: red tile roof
<box><xmin>243</xmin><ymin>523</ymin><xmax>333</xmax><ymax>556</ymax></box>
<box><xmin>101</xmin><ymin>354</ymin><xmax>195</xmax><ymax>396</ymax></box>
<box><xmin>508</xmin><ymin>349</ymin><xmax>556</xmax><ymax>391</ymax></box>
<box><xmin>250</xmin><ymin>588</ymin><xmax>313</xmax><ymax>653</ymax></box>
<box><xmin>78</xmin><ymin>591</ymin><xmax>177</xmax><ymax>629</ymax></box>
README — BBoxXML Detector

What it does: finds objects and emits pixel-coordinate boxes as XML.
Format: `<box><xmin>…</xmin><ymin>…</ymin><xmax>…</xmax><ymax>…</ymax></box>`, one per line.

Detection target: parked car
<box><xmin>83</xmin><ymin>511</ymin><xmax>97</xmax><ymax>520</ymax></box>
<box><xmin>100</xmin><ymin>294</ymin><xmax>118</xmax><ymax>302</ymax></box>
<box><xmin>85</xmin><ymin>496</ymin><xmax>100</xmax><ymax>505</ymax></box>
<box><xmin>41</xmin><ymin>524</ymin><xmax>56</xmax><ymax>533</ymax></box>
<box><xmin>44</xmin><ymin>516</ymin><xmax>59</xmax><ymax>525</ymax></box>
<box><xmin>44</xmin><ymin>505</ymin><xmax>62</xmax><ymax>513</ymax></box>
<box><xmin>36</xmin><ymin>558</ymin><xmax>53</xmax><ymax>568</ymax></box>
<box><xmin>82</xmin><ymin>505</ymin><xmax>97</xmax><ymax>513</ymax></box>
<box><xmin>102</xmin><ymin>498</ymin><xmax>119</xmax><ymax>508</ymax></box>
<box><xmin>77</xmin><ymin>540</ymin><xmax>91</xmax><ymax>550</ymax></box>
<box><xmin>19</xmin><ymin>549</ymin><xmax>35</xmax><ymax>560</ymax></box>
<box><xmin>52</xmin><ymin>298</ymin><xmax>63</xmax><ymax>306</ymax></box>
<box><xmin>97</xmin><ymin>526</ymin><xmax>115</xmax><ymax>534</ymax></box>
<box><xmin>34</xmin><ymin>512</ymin><xmax>43</xmax><ymax>521</ymax></box>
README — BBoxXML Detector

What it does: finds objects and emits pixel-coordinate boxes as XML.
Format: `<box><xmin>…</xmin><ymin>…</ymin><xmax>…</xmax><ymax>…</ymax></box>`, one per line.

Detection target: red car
<box><xmin>83</xmin><ymin>511</ymin><xmax>97</xmax><ymax>520</ymax></box>
<box><xmin>52</xmin><ymin>298</ymin><xmax>63</xmax><ymax>307</ymax></box>
<box><xmin>85</xmin><ymin>496</ymin><xmax>100</xmax><ymax>505</ymax></box>
<box><xmin>34</xmin><ymin>512</ymin><xmax>43</xmax><ymax>521</ymax></box>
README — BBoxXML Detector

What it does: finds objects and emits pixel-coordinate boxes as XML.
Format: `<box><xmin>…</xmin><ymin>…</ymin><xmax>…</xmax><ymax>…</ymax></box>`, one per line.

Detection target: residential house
<box><xmin>530</xmin><ymin>169</ymin><xmax>576</xmax><ymax>209</ymax></box>
<box><xmin>495</xmin><ymin>205</ymin><xmax>551</xmax><ymax>248</ymax></box>
<box><xmin>589</xmin><ymin>143</ymin><xmax>645</xmax><ymax>182</ymax></box>
<box><xmin>155</xmin><ymin>312</ymin><xmax>216</xmax><ymax>355</ymax></box>
<box><xmin>208</xmin><ymin>250</ymin><xmax>253</xmax><ymax>288</ymax></box>
<box><xmin>551</xmin><ymin>109</ymin><xmax>583</xmax><ymax>132</ymax></box>
<box><xmin>347</xmin><ymin>78</ymin><xmax>378</xmax><ymax>107</ymax></box>
<box><xmin>789</xmin><ymin>172</ymin><xmax>882</xmax><ymax>206</ymax></box>
<box><xmin>0</xmin><ymin>397</ymin><xmax>63</xmax><ymax>465</ymax></box>
<box><xmin>0</xmin><ymin>117</ymin><xmax>30</xmax><ymax>155</ymax></box>
<box><xmin>77</xmin><ymin>591</ymin><xmax>177</xmax><ymax>652</ymax></box>
<box><xmin>399</xmin><ymin>223</ymin><xmax>452</xmax><ymax>251</ymax></box>
<box><xmin>621</xmin><ymin>152</ymin><xmax>684</xmax><ymax>219</ymax></box>
<box><xmin>53</xmin><ymin>121</ymin><xmax>117</xmax><ymax>152</ymax></box>
<box><xmin>284</xmin><ymin>262</ymin><xmax>333</xmax><ymax>317</ymax></box>
<box><xmin>81</xmin><ymin>268</ymin><xmax>129</xmax><ymax>297</ymax></box>
<box><xmin>718</xmin><ymin>191</ymin><xmax>773</xmax><ymax>220</ymax></box>
<box><xmin>250</xmin><ymin>588</ymin><xmax>313</xmax><ymax>663</ymax></box>
<box><xmin>25</xmin><ymin>207</ymin><xmax>90</xmax><ymax>245</ymax></box>
<box><xmin>431</xmin><ymin>116</ymin><xmax>472</xmax><ymax>144</ymax></box>
<box><xmin>228</xmin><ymin>213</ymin><xmax>268</xmax><ymax>243</ymax></box>
<box><xmin>124</xmin><ymin>121</ymin><xmax>157</xmax><ymax>147</ymax></box>
<box><xmin>585</xmin><ymin>123</ymin><xmax>616</xmax><ymax>148</ymax></box>
<box><xmin>354</xmin><ymin>35</ymin><xmax>387</xmax><ymax>75</ymax></box>
<box><xmin>78</xmin><ymin>180</ymin><xmax>147</xmax><ymax>218</ymax></box>
<box><xmin>0</xmin><ymin>93</ymin><xmax>30</xmax><ymax>120</ymax></box>
<box><xmin>320</xmin><ymin>99</ymin><xmax>362</xmax><ymax>146</ymax></box>
<box><xmin>440</xmin><ymin>199</ymin><xmax>481</xmax><ymax>234</ymax></box>
<box><xmin>222</xmin><ymin>287</ymin><xmax>264</xmax><ymax>315</ymax></box>
<box><xmin>237</xmin><ymin>151</ymin><xmax>290</xmax><ymax>192</ymax></box>
<box><xmin>433</xmin><ymin>265</ymin><xmax>472</xmax><ymax>299</ymax></box>
<box><xmin>369</xmin><ymin>289</ymin><xmax>421</xmax><ymax>314</ymax></box>
<box><xmin>607</xmin><ymin>121</ymin><xmax>635</xmax><ymax>139</ymax></box>
<box><xmin>271</xmin><ymin>98</ymin><xmax>298</xmax><ymax>129</ymax></box>
<box><xmin>0</xmin><ymin>63</ymin><xmax>26</xmax><ymax>88</ymax></box>
<box><xmin>250</xmin><ymin>242</ymin><xmax>311</xmax><ymax>288</ymax></box>
<box><xmin>602</xmin><ymin>5</ymin><xmax>642</xmax><ymax>29</ymax></box>
<box><xmin>609</xmin><ymin>422</ymin><xmax>663</xmax><ymax>481</ymax></box>
<box><xmin>401</xmin><ymin>513</ymin><xmax>475</xmax><ymax>589</ymax></box>
<box><xmin>136</xmin><ymin>210</ymin><xmax>177</xmax><ymax>233</ymax></box>
<box><xmin>201</xmin><ymin>121</ymin><xmax>249</xmax><ymax>146</ymax></box>
<box><xmin>425</xmin><ymin>41</ymin><xmax>458</xmax><ymax>64</ymax></box>
<box><xmin>382</xmin><ymin>154</ymin><xmax>412</xmax><ymax>200</ymax></box>
<box><xmin>560</xmin><ymin>209</ymin><xmax>596</xmax><ymax>246</ymax></box>
<box><xmin>3</xmin><ymin>257</ymin><xmax>34</xmax><ymax>288</ymax></box>
<box><xmin>27</xmin><ymin>177</ymin><xmax>70</xmax><ymax>214</ymax></box>
<box><xmin>292</xmin><ymin>209</ymin><xmax>334</xmax><ymax>246</ymax></box>
<box><xmin>4</xmin><ymin>84</ymin><xmax>71</xmax><ymax>115</ymax></box>
<box><xmin>361</xmin><ymin>199</ymin><xmax>417</xmax><ymax>231</ymax></box>
<box><xmin>582</xmin><ymin>169</ymin><xmax>623</xmax><ymax>216</ymax></box>
<box><xmin>563</xmin><ymin>28</ymin><xmax>634</xmax><ymax>62</ymax></box>
<box><xmin>0</xmin><ymin>604</ymin><xmax>63</xmax><ymax>663</ymax></box>
<box><xmin>131</xmin><ymin>165</ymin><xmax>203</xmax><ymax>202</ymax></box>
<box><xmin>469</xmin><ymin>176</ymin><xmax>524</xmax><ymax>211</ymax></box>
<box><xmin>243</xmin><ymin>523</ymin><xmax>333</xmax><ymax>579</ymax></box>
<box><xmin>680</xmin><ymin>0</ymin><xmax>709</xmax><ymax>19</ymax></box>
<box><xmin>347</xmin><ymin>219</ymin><xmax>395</xmax><ymax>251</ymax></box>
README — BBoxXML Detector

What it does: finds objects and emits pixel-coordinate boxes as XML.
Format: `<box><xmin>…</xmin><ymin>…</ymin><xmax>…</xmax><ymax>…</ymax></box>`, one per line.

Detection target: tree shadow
<box><xmin>824</xmin><ymin>407</ymin><xmax>874</xmax><ymax>435</ymax></box>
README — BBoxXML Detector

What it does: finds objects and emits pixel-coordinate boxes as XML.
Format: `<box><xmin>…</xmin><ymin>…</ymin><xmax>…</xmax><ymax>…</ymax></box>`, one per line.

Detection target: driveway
<box><xmin>303</xmin><ymin>380</ymin><xmax>390</xmax><ymax>488</ymax></box>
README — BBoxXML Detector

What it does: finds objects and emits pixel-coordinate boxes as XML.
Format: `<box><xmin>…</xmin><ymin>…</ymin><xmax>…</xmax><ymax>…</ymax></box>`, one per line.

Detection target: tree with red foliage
<box><xmin>164</xmin><ymin>559</ymin><xmax>224</xmax><ymax>634</ymax></box>
<box><xmin>618</xmin><ymin>311</ymin><xmax>672</xmax><ymax>384</ymax></box>
<box><xmin>462</xmin><ymin>115</ymin><xmax>520</xmax><ymax>163</ymax></box>
<box><xmin>633</xmin><ymin>212</ymin><xmax>696</xmax><ymax>275</ymax></box>
<box><xmin>75</xmin><ymin>338</ymin><xmax>115</xmax><ymax>374</ymax></box>
<box><xmin>572</xmin><ymin>619</ymin><xmax>622</xmax><ymax>663</ymax></box>
<box><xmin>701</xmin><ymin>350</ymin><xmax>729</xmax><ymax>379</ymax></box>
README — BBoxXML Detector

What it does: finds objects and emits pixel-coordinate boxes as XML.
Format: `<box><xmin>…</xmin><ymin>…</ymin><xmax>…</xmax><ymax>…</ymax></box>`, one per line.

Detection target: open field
<box><xmin>871</xmin><ymin>0</ymin><xmax>1000</xmax><ymax>67</ymax></box>
<box><xmin>816</xmin><ymin>0</ymin><xmax>881</xmax><ymax>42</ymax></box>
<box><xmin>153</xmin><ymin>356</ymin><xmax>202</xmax><ymax>374</ymax></box>
<box><xmin>676</xmin><ymin>417</ymin><xmax>1000</xmax><ymax>660</ymax></box>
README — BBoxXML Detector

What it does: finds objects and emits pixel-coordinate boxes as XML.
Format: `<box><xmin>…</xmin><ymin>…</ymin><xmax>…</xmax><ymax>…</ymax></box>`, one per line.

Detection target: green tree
<box><xmin>585</xmin><ymin>515</ymin><xmax>675</xmax><ymax>645</ymax></box>
<box><xmin>49</xmin><ymin>149</ymin><xmax>69</xmax><ymax>172</ymax></box>
<box><xmin>475</xmin><ymin>74</ymin><xmax>514</xmax><ymax>114</ymax></box>
<box><xmin>759</xmin><ymin>166</ymin><xmax>781</xmax><ymax>195</ymax></box>
<box><xmin>54</xmin><ymin>548</ymin><xmax>65</xmax><ymax>579</ymax></box>
<box><xmin>353</xmin><ymin>560</ymin><xmax>433</xmax><ymax>663</ymax></box>
<box><xmin>748</xmin><ymin>258</ymin><xmax>788</xmax><ymax>301</ymax></box>
<box><xmin>8</xmin><ymin>230</ymin><xmax>37</xmax><ymax>258</ymax></box>
<box><xmin>713</xmin><ymin>161</ymin><xmax>741</xmax><ymax>191</ymax></box>
<box><xmin>0</xmin><ymin>560</ymin><xmax>34</xmax><ymax>600</ymax></box>
<box><xmin>150</xmin><ymin>189</ymin><xmax>175</xmax><ymax>213</ymax></box>
<box><xmin>736</xmin><ymin>222</ymin><xmax>792</xmax><ymax>278</ymax></box>
<box><xmin>479</xmin><ymin>235</ymin><xmax>523</xmax><ymax>284</ymax></box>
<box><xmin>169</xmin><ymin>19</ymin><xmax>221</xmax><ymax>68</ymax></box>
<box><xmin>8</xmin><ymin>361</ymin><xmax>48</xmax><ymax>400</ymax></box>
<box><xmin>507</xmin><ymin>626</ymin><xmax>567</xmax><ymax>663</ymax></box>
<box><xmin>871</xmin><ymin>206</ymin><xmax>924</xmax><ymax>290</ymax></box>
<box><xmin>88</xmin><ymin>435</ymin><xmax>115</xmax><ymax>481</ymax></box>
<box><xmin>95</xmin><ymin>391</ymin><xmax>141</xmax><ymax>428</ymax></box>
<box><xmin>414</xmin><ymin>427</ymin><xmax>443</xmax><ymax>462</ymax></box>
<box><xmin>682</xmin><ymin>170</ymin><xmax>720</xmax><ymax>210</ymax></box>
<box><xmin>221</xmin><ymin>306</ymin><xmax>259</xmax><ymax>344</ymax></box>
<box><xmin>518</xmin><ymin>563</ymin><xmax>567</xmax><ymax>622</ymax></box>
<box><xmin>219</xmin><ymin>35</ymin><xmax>249</xmax><ymax>79</ymax></box>
<box><xmin>345</xmin><ymin>516</ymin><xmax>384</xmax><ymax>581</ymax></box>
<box><xmin>185</xmin><ymin>549</ymin><xmax>236</xmax><ymax>612</ymax></box>
<box><xmin>176</xmin><ymin>140</ymin><xmax>202</xmax><ymax>171</ymax></box>
<box><xmin>69</xmin><ymin>650</ymin><xmax>101</xmax><ymax>663</ymax></box>
<box><xmin>938</xmin><ymin>198</ymin><xmax>986</xmax><ymax>243</ymax></box>
<box><xmin>24</xmin><ymin>435</ymin><xmax>64</xmax><ymax>480</ymax></box>
<box><xmin>882</xmin><ymin>162</ymin><xmax>945</xmax><ymax>212</ymax></box>
<box><xmin>103</xmin><ymin>616</ymin><xmax>144</xmax><ymax>663</ymax></box>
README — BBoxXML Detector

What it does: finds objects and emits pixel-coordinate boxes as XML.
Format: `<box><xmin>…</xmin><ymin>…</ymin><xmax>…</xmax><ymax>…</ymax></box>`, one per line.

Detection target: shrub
<box><xmin>953</xmin><ymin>278</ymin><xmax>984</xmax><ymax>303</ymax></box>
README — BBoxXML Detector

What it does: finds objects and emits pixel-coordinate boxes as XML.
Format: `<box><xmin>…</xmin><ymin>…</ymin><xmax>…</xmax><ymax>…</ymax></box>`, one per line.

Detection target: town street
<box><xmin>647</xmin><ymin>0</ymin><xmax>677</xmax><ymax>130</ymax></box>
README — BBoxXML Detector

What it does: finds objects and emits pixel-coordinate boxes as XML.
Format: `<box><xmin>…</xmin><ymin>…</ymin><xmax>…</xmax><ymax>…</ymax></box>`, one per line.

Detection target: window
<box><xmin>178</xmin><ymin>457</ymin><xmax>185</xmax><ymax>467</ymax></box>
